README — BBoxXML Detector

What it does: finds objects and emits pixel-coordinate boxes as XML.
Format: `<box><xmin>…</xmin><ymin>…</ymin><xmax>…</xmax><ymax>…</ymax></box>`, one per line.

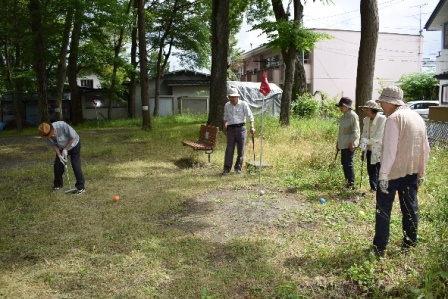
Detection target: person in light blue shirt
<box><xmin>38</xmin><ymin>121</ymin><xmax>85</xmax><ymax>194</ymax></box>
<box><xmin>222</xmin><ymin>88</ymin><xmax>255</xmax><ymax>174</ymax></box>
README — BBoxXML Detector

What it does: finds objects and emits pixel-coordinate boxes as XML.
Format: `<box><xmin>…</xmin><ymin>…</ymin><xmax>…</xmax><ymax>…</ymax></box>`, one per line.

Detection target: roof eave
<box><xmin>425</xmin><ymin>0</ymin><xmax>448</xmax><ymax>30</ymax></box>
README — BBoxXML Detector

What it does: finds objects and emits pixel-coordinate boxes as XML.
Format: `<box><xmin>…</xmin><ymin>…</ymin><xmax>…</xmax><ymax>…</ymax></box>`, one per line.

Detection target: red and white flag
<box><xmin>259</xmin><ymin>71</ymin><xmax>271</xmax><ymax>96</ymax></box>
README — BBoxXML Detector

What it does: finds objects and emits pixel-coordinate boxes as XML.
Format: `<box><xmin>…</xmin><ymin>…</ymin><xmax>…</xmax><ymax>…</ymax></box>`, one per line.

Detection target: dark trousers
<box><xmin>341</xmin><ymin>149</ymin><xmax>355</xmax><ymax>187</ymax></box>
<box><xmin>366</xmin><ymin>150</ymin><xmax>380</xmax><ymax>191</ymax></box>
<box><xmin>54</xmin><ymin>141</ymin><xmax>85</xmax><ymax>190</ymax></box>
<box><xmin>224</xmin><ymin>126</ymin><xmax>247</xmax><ymax>172</ymax></box>
<box><xmin>373</xmin><ymin>173</ymin><xmax>419</xmax><ymax>251</ymax></box>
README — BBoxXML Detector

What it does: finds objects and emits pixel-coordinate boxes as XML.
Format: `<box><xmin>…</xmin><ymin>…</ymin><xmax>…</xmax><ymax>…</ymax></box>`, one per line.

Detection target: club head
<box><xmin>65</xmin><ymin>188</ymin><xmax>77</xmax><ymax>194</ymax></box>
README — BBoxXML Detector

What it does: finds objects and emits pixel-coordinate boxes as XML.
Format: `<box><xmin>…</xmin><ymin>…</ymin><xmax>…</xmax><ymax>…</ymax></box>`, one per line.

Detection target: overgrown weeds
<box><xmin>0</xmin><ymin>114</ymin><xmax>446</xmax><ymax>298</ymax></box>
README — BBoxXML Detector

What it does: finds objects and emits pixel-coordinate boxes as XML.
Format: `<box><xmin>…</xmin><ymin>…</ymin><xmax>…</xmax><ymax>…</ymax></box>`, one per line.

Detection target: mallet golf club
<box><xmin>64</xmin><ymin>160</ymin><xmax>77</xmax><ymax>194</ymax></box>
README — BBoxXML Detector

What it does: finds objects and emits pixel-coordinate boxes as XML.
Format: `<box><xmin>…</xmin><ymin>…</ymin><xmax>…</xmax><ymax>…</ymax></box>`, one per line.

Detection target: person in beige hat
<box><xmin>369</xmin><ymin>85</ymin><xmax>429</xmax><ymax>258</ymax></box>
<box><xmin>38</xmin><ymin>121</ymin><xmax>85</xmax><ymax>194</ymax></box>
<box><xmin>335</xmin><ymin>97</ymin><xmax>360</xmax><ymax>189</ymax></box>
<box><xmin>359</xmin><ymin>100</ymin><xmax>386</xmax><ymax>192</ymax></box>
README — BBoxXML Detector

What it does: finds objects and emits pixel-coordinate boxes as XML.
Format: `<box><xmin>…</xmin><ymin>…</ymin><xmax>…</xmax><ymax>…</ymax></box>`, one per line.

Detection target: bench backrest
<box><xmin>198</xmin><ymin>125</ymin><xmax>219</xmax><ymax>147</ymax></box>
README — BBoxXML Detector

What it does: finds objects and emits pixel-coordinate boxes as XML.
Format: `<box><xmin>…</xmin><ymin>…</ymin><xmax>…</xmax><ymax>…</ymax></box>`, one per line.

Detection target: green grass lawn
<box><xmin>0</xmin><ymin>115</ymin><xmax>446</xmax><ymax>298</ymax></box>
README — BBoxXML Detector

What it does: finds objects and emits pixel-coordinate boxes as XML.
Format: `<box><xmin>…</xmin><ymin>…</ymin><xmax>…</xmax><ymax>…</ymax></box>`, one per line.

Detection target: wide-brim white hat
<box><xmin>227</xmin><ymin>87</ymin><xmax>240</xmax><ymax>97</ymax></box>
<box><xmin>376</xmin><ymin>86</ymin><xmax>405</xmax><ymax>106</ymax></box>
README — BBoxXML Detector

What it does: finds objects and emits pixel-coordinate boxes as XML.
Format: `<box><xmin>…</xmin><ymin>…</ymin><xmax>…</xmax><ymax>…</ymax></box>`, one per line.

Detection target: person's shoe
<box><xmin>221</xmin><ymin>171</ymin><xmax>230</xmax><ymax>176</ymax></box>
<box><xmin>374</xmin><ymin>248</ymin><xmax>385</xmax><ymax>259</ymax></box>
<box><xmin>235</xmin><ymin>170</ymin><xmax>242</xmax><ymax>174</ymax></box>
<box><xmin>343</xmin><ymin>186</ymin><xmax>355</xmax><ymax>191</ymax></box>
<box><xmin>364</xmin><ymin>246</ymin><xmax>385</xmax><ymax>259</ymax></box>
<box><xmin>401</xmin><ymin>242</ymin><xmax>416</xmax><ymax>253</ymax></box>
<box><xmin>53</xmin><ymin>186</ymin><xmax>62</xmax><ymax>192</ymax></box>
<box><xmin>75</xmin><ymin>188</ymin><xmax>85</xmax><ymax>195</ymax></box>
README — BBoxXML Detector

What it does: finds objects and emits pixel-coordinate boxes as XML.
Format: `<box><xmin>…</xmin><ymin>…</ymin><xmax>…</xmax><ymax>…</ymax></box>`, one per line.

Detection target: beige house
<box><xmin>237</xmin><ymin>29</ymin><xmax>423</xmax><ymax>105</ymax></box>
<box><xmin>424</xmin><ymin>0</ymin><xmax>448</xmax><ymax>122</ymax></box>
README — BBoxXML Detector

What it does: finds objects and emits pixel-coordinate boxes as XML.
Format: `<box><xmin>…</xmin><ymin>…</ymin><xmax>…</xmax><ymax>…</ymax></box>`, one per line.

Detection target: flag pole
<box><xmin>258</xmin><ymin>94</ymin><xmax>265</xmax><ymax>195</ymax></box>
<box><xmin>258</xmin><ymin>70</ymin><xmax>271</xmax><ymax>197</ymax></box>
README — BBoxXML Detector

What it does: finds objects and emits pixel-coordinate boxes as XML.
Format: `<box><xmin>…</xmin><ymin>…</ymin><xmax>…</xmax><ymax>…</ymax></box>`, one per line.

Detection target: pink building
<box><xmin>237</xmin><ymin>29</ymin><xmax>423</xmax><ymax>105</ymax></box>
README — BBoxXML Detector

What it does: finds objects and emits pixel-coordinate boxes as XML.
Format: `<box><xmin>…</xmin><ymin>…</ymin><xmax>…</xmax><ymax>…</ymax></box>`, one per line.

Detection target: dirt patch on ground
<box><xmin>158</xmin><ymin>185</ymin><xmax>315</xmax><ymax>243</ymax></box>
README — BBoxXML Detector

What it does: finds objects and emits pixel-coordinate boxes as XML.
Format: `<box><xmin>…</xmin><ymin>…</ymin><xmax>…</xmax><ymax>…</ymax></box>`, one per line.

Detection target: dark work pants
<box><xmin>54</xmin><ymin>141</ymin><xmax>85</xmax><ymax>190</ymax></box>
<box><xmin>340</xmin><ymin>148</ymin><xmax>355</xmax><ymax>187</ymax></box>
<box><xmin>366</xmin><ymin>150</ymin><xmax>380</xmax><ymax>191</ymax></box>
<box><xmin>224</xmin><ymin>126</ymin><xmax>247</xmax><ymax>172</ymax></box>
<box><xmin>373</xmin><ymin>173</ymin><xmax>419</xmax><ymax>251</ymax></box>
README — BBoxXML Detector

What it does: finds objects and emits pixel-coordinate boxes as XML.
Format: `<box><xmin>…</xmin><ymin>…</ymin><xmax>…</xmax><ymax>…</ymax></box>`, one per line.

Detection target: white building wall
<box><xmin>241</xmin><ymin>29</ymin><xmax>423</xmax><ymax>106</ymax></box>
<box><xmin>435</xmin><ymin>48</ymin><xmax>448</xmax><ymax>104</ymax></box>
<box><xmin>311</xmin><ymin>29</ymin><xmax>422</xmax><ymax>104</ymax></box>
<box><xmin>77</xmin><ymin>74</ymin><xmax>102</xmax><ymax>88</ymax></box>
<box><xmin>436</xmin><ymin>50</ymin><xmax>448</xmax><ymax>74</ymax></box>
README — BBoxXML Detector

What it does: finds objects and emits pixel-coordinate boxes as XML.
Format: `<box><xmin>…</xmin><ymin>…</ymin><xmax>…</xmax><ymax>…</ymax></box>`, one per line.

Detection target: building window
<box><xmin>442</xmin><ymin>84</ymin><xmax>448</xmax><ymax>104</ymax></box>
<box><xmin>264</xmin><ymin>55</ymin><xmax>280</xmax><ymax>69</ymax></box>
<box><xmin>444</xmin><ymin>23</ymin><xmax>448</xmax><ymax>49</ymax></box>
<box><xmin>303</xmin><ymin>52</ymin><xmax>310</xmax><ymax>64</ymax></box>
<box><xmin>80</xmin><ymin>79</ymin><xmax>94</xmax><ymax>88</ymax></box>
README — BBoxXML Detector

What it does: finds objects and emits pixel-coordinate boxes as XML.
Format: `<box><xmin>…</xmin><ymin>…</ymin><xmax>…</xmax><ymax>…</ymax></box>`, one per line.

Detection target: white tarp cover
<box><xmin>227</xmin><ymin>81</ymin><xmax>282</xmax><ymax>116</ymax></box>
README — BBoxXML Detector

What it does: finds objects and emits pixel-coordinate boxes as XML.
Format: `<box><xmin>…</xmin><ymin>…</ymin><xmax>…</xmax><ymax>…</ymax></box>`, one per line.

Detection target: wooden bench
<box><xmin>182</xmin><ymin>125</ymin><xmax>219</xmax><ymax>163</ymax></box>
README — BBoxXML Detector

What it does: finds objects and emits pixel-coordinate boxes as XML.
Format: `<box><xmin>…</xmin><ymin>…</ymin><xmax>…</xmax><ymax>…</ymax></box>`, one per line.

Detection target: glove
<box><xmin>59</xmin><ymin>155</ymin><xmax>67</xmax><ymax>165</ymax></box>
<box><xmin>361</xmin><ymin>152</ymin><xmax>365</xmax><ymax>162</ymax></box>
<box><xmin>379</xmin><ymin>180</ymin><xmax>389</xmax><ymax>194</ymax></box>
<box><xmin>360</xmin><ymin>138</ymin><xmax>367</xmax><ymax>151</ymax></box>
<box><xmin>417</xmin><ymin>177</ymin><xmax>425</xmax><ymax>187</ymax></box>
<box><xmin>62</xmin><ymin>149</ymin><xmax>68</xmax><ymax>160</ymax></box>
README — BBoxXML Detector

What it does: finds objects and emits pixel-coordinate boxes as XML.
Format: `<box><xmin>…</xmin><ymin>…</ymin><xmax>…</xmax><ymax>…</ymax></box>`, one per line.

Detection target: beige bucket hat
<box><xmin>359</xmin><ymin>100</ymin><xmax>382</xmax><ymax>111</ymax></box>
<box><xmin>376</xmin><ymin>86</ymin><xmax>405</xmax><ymax>106</ymax></box>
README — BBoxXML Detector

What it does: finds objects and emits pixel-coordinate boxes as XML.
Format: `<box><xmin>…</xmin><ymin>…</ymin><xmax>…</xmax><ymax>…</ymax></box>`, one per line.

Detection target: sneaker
<box><xmin>374</xmin><ymin>248</ymin><xmax>385</xmax><ymax>259</ymax></box>
<box><xmin>401</xmin><ymin>242</ymin><xmax>416</xmax><ymax>253</ymax></box>
<box><xmin>221</xmin><ymin>171</ymin><xmax>230</xmax><ymax>176</ymax></box>
<box><xmin>53</xmin><ymin>186</ymin><xmax>62</xmax><ymax>192</ymax></box>
<box><xmin>75</xmin><ymin>188</ymin><xmax>85</xmax><ymax>194</ymax></box>
<box><xmin>363</xmin><ymin>246</ymin><xmax>386</xmax><ymax>259</ymax></box>
<box><xmin>235</xmin><ymin>170</ymin><xmax>242</xmax><ymax>174</ymax></box>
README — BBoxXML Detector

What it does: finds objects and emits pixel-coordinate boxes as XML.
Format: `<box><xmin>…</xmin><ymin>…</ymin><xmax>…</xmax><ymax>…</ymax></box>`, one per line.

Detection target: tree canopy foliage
<box><xmin>0</xmin><ymin>0</ymin><xmax>216</xmax><ymax>128</ymax></box>
<box><xmin>398</xmin><ymin>71</ymin><xmax>439</xmax><ymax>102</ymax></box>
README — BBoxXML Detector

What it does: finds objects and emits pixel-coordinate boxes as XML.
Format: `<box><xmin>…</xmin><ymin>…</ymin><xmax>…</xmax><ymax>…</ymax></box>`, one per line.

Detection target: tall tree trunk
<box><xmin>138</xmin><ymin>0</ymin><xmax>151</xmax><ymax>130</ymax></box>
<box><xmin>208</xmin><ymin>0</ymin><xmax>229</xmax><ymax>128</ymax></box>
<box><xmin>3</xmin><ymin>35</ymin><xmax>23</xmax><ymax>131</ymax></box>
<box><xmin>356</xmin><ymin>0</ymin><xmax>379</xmax><ymax>127</ymax></box>
<box><xmin>29</xmin><ymin>0</ymin><xmax>48</xmax><ymax>124</ymax></box>
<box><xmin>154</xmin><ymin>39</ymin><xmax>173</xmax><ymax>117</ymax></box>
<box><xmin>271</xmin><ymin>0</ymin><xmax>302</xmax><ymax>126</ymax></box>
<box><xmin>107</xmin><ymin>0</ymin><xmax>132</xmax><ymax>120</ymax></box>
<box><xmin>153</xmin><ymin>0</ymin><xmax>178</xmax><ymax>117</ymax></box>
<box><xmin>54</xmin><ymin>7</ymin><xmax>73</xmax><ymax>121</ymax></box>
<box><xmin>67</xmin><ymin>5</ymin><xmax>83</xmax><ymax>125</ymax></box>
<box><xmin>292</xmin><ymin>56</ymin><xmax>307</xmax><ymax>101</ymax></box>
<box><xmin>128</xmin><ymin>0</ymin><xmax>138</xmax><ymax>118</ymax></box>
<box><xmin>280</xmin><ymin>48</ymin><xmax>296</xmax><ymax>126</ymax></box>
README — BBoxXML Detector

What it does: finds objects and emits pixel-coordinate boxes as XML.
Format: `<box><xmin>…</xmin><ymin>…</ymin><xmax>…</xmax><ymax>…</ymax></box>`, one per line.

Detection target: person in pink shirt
<box><xmin>371</xmin><ymin>86</ymin><xmax>430</xmax><ymax>258</ymax></box>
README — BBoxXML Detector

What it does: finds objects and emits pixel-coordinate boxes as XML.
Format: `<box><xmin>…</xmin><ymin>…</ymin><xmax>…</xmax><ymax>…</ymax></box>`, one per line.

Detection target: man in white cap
<box><xmin>359</xmin><ymin>100</ymin><xmax>386</xmax><ymax>192</ymax></box>
<box><xmin>222</xmin><ymin>87</ymin><xmax>255</xmax><ymax>174</ymax></box>
<box><xmin>372</xmin><ymin>85</ymin><xmax>429</xmax><ymax>258</ymax></box>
